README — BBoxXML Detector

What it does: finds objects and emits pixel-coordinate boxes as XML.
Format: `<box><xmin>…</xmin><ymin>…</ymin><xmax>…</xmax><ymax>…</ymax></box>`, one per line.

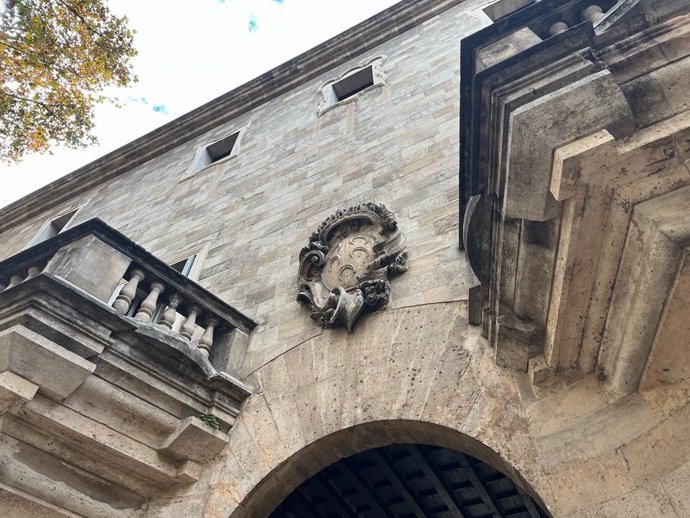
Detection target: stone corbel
<box><xmin>494</xmin><ymin>312</ymin><xmax>543</xmax><ymax>371</ymax></box>
<box><xmin>543</xmin><ymin>129</ymin><xmax>618</xmax><ymax>372</ymax></box>
<box><xmin>543</xmin><ymin>112</ymin><xmax>690</xmax><ymax>396</ymax></box>
<box><xmin>550</xmin><ymin>129</ymin><xmax>616</xmax><ymax>202</ymax></box>
<box><xmin>0</xmin><ymin>325</ymin><xmax>95</xmax><ymax>404</ymax></box>
<box><xmin>159</xmin><ymin>416</ymin><xmax>230</xmax><ymax>465</ymax></box>
<box><xmin>504</xmin><ymin>70</ymin><xmax>634</xmax><ymax>222</ymax></box>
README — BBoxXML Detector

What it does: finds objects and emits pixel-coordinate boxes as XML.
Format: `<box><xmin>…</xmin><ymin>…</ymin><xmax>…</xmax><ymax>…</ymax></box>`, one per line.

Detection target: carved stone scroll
<box><xmin>297</xmin><ymin>203</ymin><xmax>407</xmax><ymax>331</ymax></box>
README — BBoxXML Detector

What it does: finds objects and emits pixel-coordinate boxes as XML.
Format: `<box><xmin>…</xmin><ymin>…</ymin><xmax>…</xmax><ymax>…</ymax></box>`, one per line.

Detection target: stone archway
<box><xmin>271</xmin><ymin>442</ymin><xmax>549</xmax><ymax>517</ymax></box>
<box><xmin>229</xmin><ymin>420</ymin><xmax>551</xmax><ymax>518</ymax></box>
<box><xmin>159</xmin><ymin>304</ymin><xmax>555</xmax><ymax>517</ymax></box>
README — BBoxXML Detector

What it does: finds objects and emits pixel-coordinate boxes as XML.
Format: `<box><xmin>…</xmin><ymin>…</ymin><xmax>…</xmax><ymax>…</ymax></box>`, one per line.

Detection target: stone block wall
<box><xmin>145</xmin><ymin>300</ymin><xmax>690</xmax><ymax>517</ymax></box>
<box><xmin>1</xmin><ymin>1</ymin><xmax>689</xmax><ymax>516</ymax></box>
<box><xmin>0</xmin><ymin>0</ymin><xmax>492</xmax><ymax>377</ymax></box>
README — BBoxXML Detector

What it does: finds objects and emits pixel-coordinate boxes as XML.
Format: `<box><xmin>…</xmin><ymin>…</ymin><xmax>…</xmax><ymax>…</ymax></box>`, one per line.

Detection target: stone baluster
<box><xmin>113</xmin><ymin>269</ymin><xmax>145</xmax><ymax>314</ymax></box>
<box><xmin>180</xmin><ymin>305</ymin><xmax>200</xmax><ymax>340</ymax></box>
<box><xmin>159</xmin><ymin>293</ymin><xmax>181</xmax><ymax>329</ymax></box>
<box><xmin>549</xmin><ymin>21</ymin><xmax>569</xmax><ymax>36</ymax></box>
<box><xmin>197</xmin><ymin>317</ymin><xmax>218</xmax><ymax>358</ymax></box>
<box><xmin>135</xmin><ymin>281</ymin><xmax>165</xmax><ymax>321</ymax></box>
<box><xmin>582</xmin><ymin>5</ymin><xmax>605</xmax><ymax>23</ymax></box>
<box><xmin>6</xmin><ymin>274</ymin><xmax>24</xmax><ymax>290</ymax></box>
<box><xmin>26</xmin><ymin>266</ymin><xmax>42</xmax><ymax>280</ymax></box>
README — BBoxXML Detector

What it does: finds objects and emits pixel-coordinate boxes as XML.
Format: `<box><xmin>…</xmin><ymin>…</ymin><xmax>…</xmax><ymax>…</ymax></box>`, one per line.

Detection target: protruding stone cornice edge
<box><xmin>0</xmin><ymin>0</ymin><xmax>465</xmax><ymax>233</ymax></box>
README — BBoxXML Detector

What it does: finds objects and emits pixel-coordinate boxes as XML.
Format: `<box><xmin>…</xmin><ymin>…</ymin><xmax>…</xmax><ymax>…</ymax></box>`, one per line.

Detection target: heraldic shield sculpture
<box><xmin>297</xmin><ymin>203</ymin><xmax>408</xmax><ymax>331</ymax></box>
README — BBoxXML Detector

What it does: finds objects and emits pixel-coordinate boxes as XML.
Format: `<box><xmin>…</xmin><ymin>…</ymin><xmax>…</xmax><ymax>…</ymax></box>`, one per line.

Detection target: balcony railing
<box><xmin>0</xmin><ymin>219</ymin><xmax>257</xmax><ymax>507</ymax></box>
<box><xmin>0</xmin><ymin>218</ymin><xmax>258</xmax><ymax>362</ymax></box>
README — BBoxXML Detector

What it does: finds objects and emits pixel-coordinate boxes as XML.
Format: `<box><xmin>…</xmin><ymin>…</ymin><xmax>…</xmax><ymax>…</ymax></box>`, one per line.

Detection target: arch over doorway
<box><xmin>272</xmin><ymin>443</ymin><xmax>548</xmax><ymax>517</ymax></box>
<box><xmin>231</xmin><ymin>420</ymin><xmax>551</xmax><ymax>517</ymax></box>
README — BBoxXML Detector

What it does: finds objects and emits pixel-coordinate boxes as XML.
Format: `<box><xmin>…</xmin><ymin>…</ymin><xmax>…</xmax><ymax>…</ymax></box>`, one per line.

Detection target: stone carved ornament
<box><xmin>297</xmin><ymin>203</ymin><xmax>407</xmax><ymax>331</ymax></box>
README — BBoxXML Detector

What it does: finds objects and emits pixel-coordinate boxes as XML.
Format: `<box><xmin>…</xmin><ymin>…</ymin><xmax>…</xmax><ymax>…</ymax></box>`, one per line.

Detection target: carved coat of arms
<box><xmin>297</xmin><ymin>203</ymin><xmax>407</xmax><ymax>331</ymax></box>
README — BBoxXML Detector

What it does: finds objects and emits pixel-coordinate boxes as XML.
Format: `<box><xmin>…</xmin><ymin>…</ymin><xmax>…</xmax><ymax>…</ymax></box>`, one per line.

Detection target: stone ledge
<box><xmin>0</xmin><ymin>433</ymin><xmax>146</xmax><ymax>517</ymax></box>
<box><xmin>0</xmin><ymin>371</ymin><xmax>38</xmax><ymax>414</ymax></box>
<box><xmin>7</xmin><ymin>398</ymin><xmax>180</xmax><ymax>488</ymax></box>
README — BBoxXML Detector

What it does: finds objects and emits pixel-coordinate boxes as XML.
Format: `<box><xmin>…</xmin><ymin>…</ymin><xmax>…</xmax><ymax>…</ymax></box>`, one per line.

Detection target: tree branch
<box><xmin>54</xmin><ymin>0</ymin><xmax>103</xmax><ymax>37</ymax></box>
<box><xmin>0</xmin><ymin>89</ymin><xmax>62</xmax><ymax>112</ymax></box>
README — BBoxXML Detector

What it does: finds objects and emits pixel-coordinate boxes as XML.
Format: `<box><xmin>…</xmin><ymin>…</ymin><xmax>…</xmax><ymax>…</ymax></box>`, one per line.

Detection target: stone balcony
<box><xmin>0</xmin><ymin>219</ymin><xmax>257</xmax><ymax>517</ymax></box>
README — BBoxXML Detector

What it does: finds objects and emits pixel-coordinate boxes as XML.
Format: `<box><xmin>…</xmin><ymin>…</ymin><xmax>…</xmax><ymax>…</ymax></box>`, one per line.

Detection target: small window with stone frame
<box><xmin>184</xmin><ymin>127</ymin><xmax>247</xmax><ymax>179</ymax></box>
<box><xmin>26</xmin><ymin>206</ymin><xmax>82</xmax><ymax>248</ymax></box>
<box><xmin>332</xmin><ymin>66</ymin><xmax>375</xmax><ymax>101</ymax></box>
<box><xmin>317</xmin><ymin>56</ymin><xmax>386</xmax><ymax>115</ymax></box>
<box><xmin>170</xmin><ymin>255</ymin><xmax>197</xmax><ymax>277</ymax></box>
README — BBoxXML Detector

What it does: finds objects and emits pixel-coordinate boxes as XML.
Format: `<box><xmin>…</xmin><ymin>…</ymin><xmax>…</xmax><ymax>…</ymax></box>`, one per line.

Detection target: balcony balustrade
<box><xmin>0</xmin><ymin>219</ymin><xmax>257</xmax><ymax>516</ymax></box>
<box><xmin>1</xmin><ymin>218</ymin><xmax>256</xmax><ymax>358</ymax></box>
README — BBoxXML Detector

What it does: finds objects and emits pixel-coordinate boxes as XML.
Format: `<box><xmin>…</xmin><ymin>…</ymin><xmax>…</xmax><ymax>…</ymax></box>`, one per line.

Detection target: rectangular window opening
<box><xmin>207</xmin><ymin>132</ymin><xmax>239</xmax><ymax>163</ymax></box>
<box><xmin>332</xmin><ymin>66</ymin><xmax>375</xmax><ymax>101</ymax></box>
<box><xmin>170</xmin><ymin>255</ymin><xmax>197</xmax><ymax>277</ymax></box>
<box><xmin>27</xmin><ymin>208</ymin><xmax>80</xmax><ymax>247</ymax></box>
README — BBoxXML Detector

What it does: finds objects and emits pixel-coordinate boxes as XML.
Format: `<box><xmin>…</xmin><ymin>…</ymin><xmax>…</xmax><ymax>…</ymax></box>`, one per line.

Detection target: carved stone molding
<box><xmin>459</xmin><ymin>0</ymin><xmax>690</xmax><ymax>396</ymax></box>
<box><xmin>297</xmin><ymin>203</ymin><xmax>407</xmax><ymax>331</ymax></box>
<box><xmin>317</xmin><ymin>56</ymin><xmax>387</xmax><ymax>115</ymax></box>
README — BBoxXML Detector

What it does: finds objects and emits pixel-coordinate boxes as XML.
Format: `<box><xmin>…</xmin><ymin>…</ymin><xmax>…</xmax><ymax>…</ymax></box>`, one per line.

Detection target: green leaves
<box><xmin>196</xmin><ymin>414</ymin><xmax>221</xmax><ymax>430</ymax></box>
<box><xmin>0</xmin><ymin>0</ymin><xmax>137</xmax><ymax>162</ymax></box>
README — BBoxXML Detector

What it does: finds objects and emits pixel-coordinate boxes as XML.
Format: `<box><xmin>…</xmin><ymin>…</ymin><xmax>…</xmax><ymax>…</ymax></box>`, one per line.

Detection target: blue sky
<box><xmin>0</xmin><ymin>0</ymin><xmax>399</xmax><ymax>208</ymax></box>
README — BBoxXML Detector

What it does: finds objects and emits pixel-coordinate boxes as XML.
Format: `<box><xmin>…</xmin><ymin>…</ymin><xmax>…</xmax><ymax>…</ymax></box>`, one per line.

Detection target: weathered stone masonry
<box><xmin>0</xmin><ymin>0</ymin><xmax>689</xmax><ymax>516</ymax></box>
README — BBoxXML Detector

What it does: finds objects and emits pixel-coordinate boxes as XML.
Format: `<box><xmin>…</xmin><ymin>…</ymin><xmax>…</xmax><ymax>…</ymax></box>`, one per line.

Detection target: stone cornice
<box><xmin>0</xmin><ymin>0</ymin><xmax>466</xmax><ymax>233</ymax></box>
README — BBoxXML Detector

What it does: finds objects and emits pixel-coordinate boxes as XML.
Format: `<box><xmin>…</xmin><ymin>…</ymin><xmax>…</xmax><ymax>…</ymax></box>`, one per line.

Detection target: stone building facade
<box><xmin>0</xmin><ymin>0</ymin><xmax>688</xmax><ymax>516</ymax></box>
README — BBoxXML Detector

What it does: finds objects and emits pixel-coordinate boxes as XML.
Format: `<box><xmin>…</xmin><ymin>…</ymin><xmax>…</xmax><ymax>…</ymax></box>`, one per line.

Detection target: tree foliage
<box><xmin>0</xmin><ymin>0</ymin><xmax>137</xmax><ymax>162</ymax></box>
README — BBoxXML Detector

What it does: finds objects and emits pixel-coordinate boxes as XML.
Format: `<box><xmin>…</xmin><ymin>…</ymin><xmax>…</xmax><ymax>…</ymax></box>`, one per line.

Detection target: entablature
<box><xmin>459</xmin><ymin>0</ymin><xmax>690</xmax><ymax>399</ymax></box>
